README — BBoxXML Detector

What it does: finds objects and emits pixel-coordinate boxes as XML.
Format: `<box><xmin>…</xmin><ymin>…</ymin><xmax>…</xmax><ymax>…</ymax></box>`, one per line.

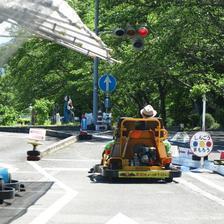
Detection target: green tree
<box><xmin>1</xmin><ymin>0</ymin><xmax>224</xmax><ymax>128</ymax></box>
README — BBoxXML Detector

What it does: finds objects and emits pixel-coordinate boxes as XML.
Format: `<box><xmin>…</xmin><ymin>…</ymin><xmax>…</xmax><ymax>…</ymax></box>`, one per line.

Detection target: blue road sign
<box><xmin>98</xmin><ymin>74</ymin><xmax>117</xmax><ymax>92</ymax></box>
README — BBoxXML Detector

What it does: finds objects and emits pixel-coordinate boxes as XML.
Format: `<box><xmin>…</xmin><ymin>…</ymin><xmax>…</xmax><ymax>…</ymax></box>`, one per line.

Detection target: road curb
<box><xmin>46</xmin><ymin>129</ymin><xmax>73</xmax><ymax>139</ymax></box>
<box><xmin>38</xmin><ymin>131</ymin><xmax>113</xmax><ymax>159</ymax></box>
<box><xmin>40</xmin><ymin>136</ymin><xmax>78</xmax><ymax>158</ymax></box>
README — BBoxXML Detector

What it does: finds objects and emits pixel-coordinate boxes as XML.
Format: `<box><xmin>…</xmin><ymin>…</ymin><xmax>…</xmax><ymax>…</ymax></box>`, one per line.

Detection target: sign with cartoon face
<box><xmin>190</xmin><ymin>131</ymin><xmax>213</xmax><ymax>157</ymax></box>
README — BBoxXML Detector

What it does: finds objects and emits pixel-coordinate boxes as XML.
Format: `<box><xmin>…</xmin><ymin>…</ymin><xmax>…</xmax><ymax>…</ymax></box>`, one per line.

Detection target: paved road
<box><xmin>1</xmin><ymin>132</ymin><xmax>224</xmax><ymax>224</ymax></box>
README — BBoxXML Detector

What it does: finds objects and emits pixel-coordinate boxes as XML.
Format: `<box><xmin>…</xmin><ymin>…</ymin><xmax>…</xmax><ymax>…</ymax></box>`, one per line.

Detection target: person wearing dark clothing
<box><xmin>63</xmin><ymin>96</ymin><xmax>69</xmax><ymax>123</ymax></box>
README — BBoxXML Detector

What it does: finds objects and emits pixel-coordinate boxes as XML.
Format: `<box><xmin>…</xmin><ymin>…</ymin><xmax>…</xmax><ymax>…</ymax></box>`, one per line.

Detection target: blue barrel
<box><xmin>0</xmin><ymin>168</ymin><xmax>10</xmax><ymax>183</ymax></box>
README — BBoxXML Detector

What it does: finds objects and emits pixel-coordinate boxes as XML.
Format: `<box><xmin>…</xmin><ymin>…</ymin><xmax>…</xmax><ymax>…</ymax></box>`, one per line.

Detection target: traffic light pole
<box><xmin>93</xmin><ymin>0</ymin><xmax>99</xmax><ymax>126</ymax></box>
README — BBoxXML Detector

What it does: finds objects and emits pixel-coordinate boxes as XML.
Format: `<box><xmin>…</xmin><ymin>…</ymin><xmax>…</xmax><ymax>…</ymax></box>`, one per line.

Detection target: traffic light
<box><xmin>113</xmin><ymin>24</ymin><xmax>150</xmax><ymax>50</ymax></box>
<box><xmin>126</xmin><ymin>25</ymin><xmax>136</xmax><ymax>37</ymax></box>
<box><xmin>131</xmin><ymin>25</ymin><xmax>150</xmax><ymax>50</ymax></box>
<box><xmin>131</xmin><ymin>37</ymin><xmax>144</xmax><ymax>50</ymax></box>
<box><xmin>137</xmin><ymin>26</ymin><xmax>149</xmax><ymax>38</ymax></box>
<box><xmin>113</xmin><ymin>28</ymin><xmax>126</xmax><ymax>37</ymax></box>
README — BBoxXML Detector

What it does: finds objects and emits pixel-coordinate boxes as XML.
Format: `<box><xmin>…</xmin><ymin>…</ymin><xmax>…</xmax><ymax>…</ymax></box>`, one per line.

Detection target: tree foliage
<box><xmin>0</xmin><ymin>0</ymin><xmax>223</xmax><ymax>128</ymax></box>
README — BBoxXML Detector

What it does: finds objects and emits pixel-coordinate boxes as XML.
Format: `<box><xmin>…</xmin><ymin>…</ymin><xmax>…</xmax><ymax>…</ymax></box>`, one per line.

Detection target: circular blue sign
<box><xmin>98</xmin><ymin>74</ymin><xmax>117</xmax><ymax>92</ymax></box>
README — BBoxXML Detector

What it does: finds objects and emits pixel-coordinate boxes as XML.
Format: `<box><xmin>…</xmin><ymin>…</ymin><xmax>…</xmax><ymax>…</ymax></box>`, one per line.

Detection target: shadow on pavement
<box><xmin>0</xmin><ymin>181</ymin><xmax>53</xmax><ymax>224</ymax></box>
<box><xmin>87</xmin><ymin>175</ymin><xmax>172</xmax><ymax>184</ymax></box>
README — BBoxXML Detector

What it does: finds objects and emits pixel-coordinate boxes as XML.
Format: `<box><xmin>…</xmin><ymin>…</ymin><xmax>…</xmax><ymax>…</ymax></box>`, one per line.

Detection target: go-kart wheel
<box><xmin>0</xmin><ymin>179</ymin><xmax>4</xmax><ymax>204</ymax></box>
<box><xmin>165</xmin><ymin>177</ymin><xmax>173</xmax><ymax>183</ymax></box>
<box><xmin>27</xmin><ymin>155</ymin><xmax>41</xmax><ymax>161</ymax></box>
<box><xmin>27</xmin><ymin>150</ymin><xmax>40</xmax><ymax>156</ymax></box>
<box><xmin>8</xmin><ymin>173</ymin><xmax>11</xmax><ymax>184</ymax></box>
<box><xmin>0</xmin><ymin>178</ymin><xmax>4</xmax><ymax>191</ymax></box>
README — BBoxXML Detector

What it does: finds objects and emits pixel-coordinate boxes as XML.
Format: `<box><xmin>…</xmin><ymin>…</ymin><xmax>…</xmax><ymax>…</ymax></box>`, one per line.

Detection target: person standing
<box><xmin>67</xmin><ymin>96</ymin><xmax>74</xmax><ymax>122</ymax></box>
<box><xmin>63</xmin><ymin>96</ymin><xmax>69</xmax><ymax>123</ymax></box>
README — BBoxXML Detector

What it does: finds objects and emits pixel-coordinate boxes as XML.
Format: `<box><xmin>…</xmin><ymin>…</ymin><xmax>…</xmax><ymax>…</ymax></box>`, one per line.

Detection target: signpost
<box><xmin>28</xmin><ymin>128</ymin><xmax>46</xmax><ymax>142</ymax></box>
<box><xmin>99</xmin><ymin>73</ymin><xmax>116</xmax><ymax>113</ymax></box>
<box><xmin>98</xmin><ymin>74</ymin><xmax>117</xmax><ymax>93</ymax></box>
<box><xmin>190</xmin><ymin>131</ymin><xmax>213</xmax><ymax>169</ymax></box>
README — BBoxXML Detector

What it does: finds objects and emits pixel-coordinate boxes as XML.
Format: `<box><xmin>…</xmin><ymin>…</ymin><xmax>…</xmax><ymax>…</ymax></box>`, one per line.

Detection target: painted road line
<box><xmin>26</xmin><ymin>161</ymin><xmax>78</xmax><ymax>224</ymax></box>
<box><xmin>187</xmin><ymin>172</ymin><xmax>224</xmax><ymax>193</ymax></box>
<box><xmin>42</xmin><ymin>158</ymin><xmax>99</xmax><ymax>162</ymax></box>
<box><xmin>11</xmin><ymin>171</ymin><xmax>39</xmax><ymax>174</ymax></box>
<box><xmin>0</xmin><ymin>162</ymin><xmax>18</xmax><ymax>172</ymax></box>
<box><xmin>92</xmin><ymin>134</ymin><xmax>113</xmax><ymax>140</ymax></box>
<box><xmin>83</xmin><ymin>141</ymin><xmax>95</xmax><ymax>144</ymax></box>
<box><xmin>1</xmin><ymin>207</ymin><xmax>43</xmax><ymax>210</ymax></box>
<box><xmin>44</xmin><ymin>167</ymin><xmax>89</xmax><ymax>171</ymax></box>
<box><xmin>105</xmin><ymin>213</ymin><xmax>139</xmax><ymax>224</ymax></box>
<box><xmin>178</xmin><ymin>178</ymin><xmax>224</xmax><ymax>207</ymax></box>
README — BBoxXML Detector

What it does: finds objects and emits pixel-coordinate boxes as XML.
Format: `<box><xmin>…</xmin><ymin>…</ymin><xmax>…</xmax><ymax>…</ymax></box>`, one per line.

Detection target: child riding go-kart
<box><xmin>89</xmin><ymin>117</ymin><xmax>181</xmax><ymax>182</ymax></box>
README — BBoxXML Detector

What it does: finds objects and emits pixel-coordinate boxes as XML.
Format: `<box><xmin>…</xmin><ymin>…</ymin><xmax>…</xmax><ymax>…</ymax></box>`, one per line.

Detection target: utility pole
<box><xmin>202</xmin><ymin>94</ymin><xmax>206</xmax><ymax>131</ymax></box>
<box><xmin>93</xmin><ymin>0</ymin><xmax>99</xmax><ymax>126</ymax></box>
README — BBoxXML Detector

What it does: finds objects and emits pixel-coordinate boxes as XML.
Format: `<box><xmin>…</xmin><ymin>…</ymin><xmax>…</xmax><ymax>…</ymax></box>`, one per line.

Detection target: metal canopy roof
<box><xmin>0</xmin><ymin>0</ymin><xmax>117</xmax><ymax>63</ymax></box>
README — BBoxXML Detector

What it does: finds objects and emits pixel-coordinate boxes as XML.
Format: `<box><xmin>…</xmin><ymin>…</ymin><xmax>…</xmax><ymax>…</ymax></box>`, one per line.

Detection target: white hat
<box><xmin>140</xmin><ymin>105</ymin><xmax>157</xmax><ymax>117</ymax></box>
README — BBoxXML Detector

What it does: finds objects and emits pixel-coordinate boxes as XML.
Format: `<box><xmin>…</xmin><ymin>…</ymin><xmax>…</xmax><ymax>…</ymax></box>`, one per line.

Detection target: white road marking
<box><xmin>105</xmin><ymin>213</ymin><xmax>139</xmax><ymax>224</ymax></box>
<box><xmin>83</xmin><ymin>141</ymin><xmax>95</xmax><ymax>144</ymax></box>
<box><xmin>178</xmin><ymin>178</ymin><xmax>224</xmax><ymax>207</ymax></box>
<box><xmin>42</xmin><ymin>158</ymin><xmax>99</xmax><ymax>162</ymax></box>
<box><xmin>44</xmin><ymin>167</ymin><xmax>89</xmax><ymax>171</ymax></box>
<box><xmin>187</xmin><ymin>172</ymin><xmax>224</xmax><ymax>193</ymax></box>
<box><xmin>26</xmin><ymin>161</ymin><xmax>78</xmax><ymax>224</ymax></box>
<box><xmin>0</xmin><ymin>132</ymin><xmax>27</xmax><ymax>138</ymax></box>
<box><xmin>11</xmin><ymin>171</ymin><xmax>39</xmax><ymax>174</ymax></box>
<box><xmin>1</xmin><ymin>207</ymin><xmax>43</xmax><ymax>210</ymax></box>
<box><xmin>93</xmin><ymin>134</ymin><xmax>113</xmax><ymax>140</ymax></box>
<box><xmin>0</xmin><ymin>162</ymin><xmax>18</xmax><ymax>172</ymax></box>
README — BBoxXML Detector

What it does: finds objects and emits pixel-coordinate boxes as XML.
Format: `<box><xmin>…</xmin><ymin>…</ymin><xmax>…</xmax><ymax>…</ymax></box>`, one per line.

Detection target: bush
<box><xmin>214</xmin><ymin>108</ymin><xmax>224</xmax><ymax>129</ymax></box>
<box><xmin>0</xmin><ymin>105</ymin><xmax>18</xmax><ymax>126</ymax></box>
<box><xmin>17</xmin><ymin>116</ymin><xmax>30</xmax><ymax>125</ymax></box>
<box><xmin>33</xmin><ymin>99</ymin><xmax>54</xmax><ymax>125</ymax></box>
<box><xmin>205</xmin><ymin>113</ymin><xmax>220</xmax><ymax>130</ymax></box>
<box><xmin>187</xmin><ymin>113</ymin><xmax>220</xmax><ymax>130</ymax></box>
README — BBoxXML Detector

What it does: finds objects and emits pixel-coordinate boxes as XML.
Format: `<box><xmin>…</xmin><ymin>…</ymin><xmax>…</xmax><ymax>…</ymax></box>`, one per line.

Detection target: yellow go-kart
<box><xmin>89</xmin><ymin>117</ymin><xmax>181</xmax><ymax>182</ymax></box>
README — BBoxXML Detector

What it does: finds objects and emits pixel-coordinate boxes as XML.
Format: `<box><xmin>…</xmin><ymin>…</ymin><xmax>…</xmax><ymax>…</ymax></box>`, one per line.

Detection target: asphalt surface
<box><xmin>0</xmin><ymin>131</ymin><xmax>224</xmax><ymax>224</ymax></box>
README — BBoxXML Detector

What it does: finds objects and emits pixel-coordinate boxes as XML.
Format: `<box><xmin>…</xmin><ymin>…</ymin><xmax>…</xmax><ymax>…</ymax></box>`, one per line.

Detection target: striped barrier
<box><xmin>171</xmin><ymin>144</ymin><xmax>224</xmax><ymax>176</ymax></box>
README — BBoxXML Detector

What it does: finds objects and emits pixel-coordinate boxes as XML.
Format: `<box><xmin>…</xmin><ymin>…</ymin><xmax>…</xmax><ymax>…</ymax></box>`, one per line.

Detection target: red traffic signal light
<box><xmin>137</xmin><ymin>27</ymin><xmax>149</xmax><ymax>38</ymax></box>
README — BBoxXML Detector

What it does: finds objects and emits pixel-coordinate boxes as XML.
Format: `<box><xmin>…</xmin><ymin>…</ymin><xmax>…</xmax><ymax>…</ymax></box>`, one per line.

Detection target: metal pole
<box><xmin>93</xmin><ymin>0</ymin><xmax>99</xmax><ymax>126</ymax></box>
<box><xmin>202</xmin><ymin>94</ymin><xmax>206</xmax><ymax>131</ymax></box>
<box><xmin>201</xmin><ymin>94</ymin><xmax>206</xmax><ymax>169</ymax></box>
